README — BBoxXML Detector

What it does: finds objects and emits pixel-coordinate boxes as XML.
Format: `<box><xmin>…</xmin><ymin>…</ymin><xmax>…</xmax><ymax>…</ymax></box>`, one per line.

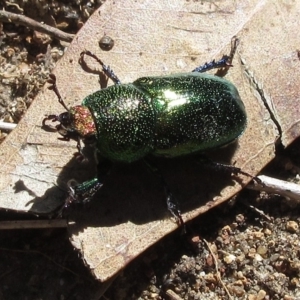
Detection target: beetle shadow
<box><xmin>43</xmin><ymin>140</ymin><xmax>243</xmax><ymax>231</ymax></box>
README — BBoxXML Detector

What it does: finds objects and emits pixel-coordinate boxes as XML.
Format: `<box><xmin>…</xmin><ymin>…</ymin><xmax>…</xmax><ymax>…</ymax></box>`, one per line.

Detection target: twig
<box><xmin>165</xmin><ymin>289</ymin><xmax>183</xmax><ymax>300</ymax></box>
<box><xmin>0</xmin><ymin>10</ymin><xmax>75</xmax><ymax>42</ymax></box>
<box><xmin>0</xmin><ymin>121</ymin><xmax>16</xmax><ymax>131</ymax></box>
<box><xmin>0</xmin><ymin>219</ymin><xmax>67</xmax><ymax>230</ymax></box>
<box><xmin>5</xmin><ymin>1</ymin><xmax>23</xmax><ymax>13</ymax></box>
<box><xmin>246</xmin><ymin>204</ymin><xmax>272</xmax><ymax>221</ymax></box>
<box><xmin>247</xmin><ymin>175</ymin><xmax>300</xmax><ymax>202</ymax></box>
<box><xmin>203</xmin><ymin>239</ymin><xmax>233</xmax><ymax>300</ymax></box>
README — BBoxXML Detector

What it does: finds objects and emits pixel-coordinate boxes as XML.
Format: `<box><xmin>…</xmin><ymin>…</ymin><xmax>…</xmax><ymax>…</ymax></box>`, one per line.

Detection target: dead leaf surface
<box><xmin>0</xmin><ymin>0</ymin><xmax>299</xmax><ymax>281</ymax></box>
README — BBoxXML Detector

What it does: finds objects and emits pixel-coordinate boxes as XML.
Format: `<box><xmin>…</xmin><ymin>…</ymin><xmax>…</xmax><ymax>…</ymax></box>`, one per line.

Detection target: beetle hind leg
<box><xmin>199</xmin><ymin>156</ymin><xmax>261</xmax><ymax>185</ymax></box>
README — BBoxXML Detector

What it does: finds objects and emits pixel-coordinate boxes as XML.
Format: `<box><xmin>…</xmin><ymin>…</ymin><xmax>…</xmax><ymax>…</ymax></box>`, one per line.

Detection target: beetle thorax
<box><xmin>69</xmin><ymin>105</ymin><xmax>96</xmax><ymax>137</ymax></box>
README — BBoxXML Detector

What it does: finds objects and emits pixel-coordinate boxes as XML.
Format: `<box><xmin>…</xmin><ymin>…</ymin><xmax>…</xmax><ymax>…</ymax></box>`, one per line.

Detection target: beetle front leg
<box><xmin>65</xmin><ymin>159</ymin><xmax>112</xmax><ymax>207</ymax></box>
<box><xmin>67</xmin><ymin>177</ymin><xmax>103</xmax><ymax>204</ymax></box>
<box><xmin>79</xmin><ymin>50</ymin><xmax>121</xmax><ymax>85</ymax></box>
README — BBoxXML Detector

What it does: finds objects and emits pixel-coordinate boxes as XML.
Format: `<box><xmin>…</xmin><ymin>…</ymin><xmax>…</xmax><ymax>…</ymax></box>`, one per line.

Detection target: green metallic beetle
<box><xmin>44</xmin><ymin>37</ymin><xmax>248</xmax><ymax>221</ymax></box>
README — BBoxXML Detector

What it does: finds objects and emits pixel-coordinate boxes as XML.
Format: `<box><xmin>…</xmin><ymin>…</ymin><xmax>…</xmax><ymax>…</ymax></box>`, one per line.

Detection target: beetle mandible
<box><xmin>44</xmin><ymin>37</ymin><xmax>252</xmax><ymax>222</ymax></box>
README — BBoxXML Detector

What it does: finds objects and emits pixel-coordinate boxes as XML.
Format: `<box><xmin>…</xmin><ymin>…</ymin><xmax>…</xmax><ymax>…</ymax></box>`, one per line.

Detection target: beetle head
<box><xmin>43</xmin><ymin>74</ymin><xmax>96</xmax><ymax>142</ymax></box>
<box><xmin>43</xmin><ymin>106</ymin><xmax>96</xmax><ymax>142</ymax></box>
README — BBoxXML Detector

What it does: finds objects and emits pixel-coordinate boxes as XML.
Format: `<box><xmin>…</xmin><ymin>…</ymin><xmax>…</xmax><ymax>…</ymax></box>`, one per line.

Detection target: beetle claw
<box><xmin>66</xmin><ymin>179</ymin><xmax>80</xmax><ymax>206</ymax></box>
<box><xmin>42</xmin><ymin>115</ymin><xmax>60</xmax><ymax>132</ymax></box>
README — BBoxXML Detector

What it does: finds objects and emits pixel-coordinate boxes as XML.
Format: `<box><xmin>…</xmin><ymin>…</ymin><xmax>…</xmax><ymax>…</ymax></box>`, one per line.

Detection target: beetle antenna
<box><xmin>47</xmin><ymin>74</ymin><xmax>69</xmax><ymax>112</ymax></box>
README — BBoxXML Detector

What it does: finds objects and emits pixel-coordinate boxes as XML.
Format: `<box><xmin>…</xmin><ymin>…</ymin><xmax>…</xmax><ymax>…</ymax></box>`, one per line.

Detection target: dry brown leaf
<box><xmin>1</xmin><ymin>0</ymin><xmax>299</xmax><ymax>281</ymax></box>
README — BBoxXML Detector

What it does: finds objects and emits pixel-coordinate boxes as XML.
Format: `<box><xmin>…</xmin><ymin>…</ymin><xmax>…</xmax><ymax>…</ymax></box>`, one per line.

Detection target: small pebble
<box><xmin>286</xmin><ymin>221</ymin><xmax>298</xmax><ymax>233</ymax></box>
<box><xmin>248</xmin><ymin>248</ymin><xmax>256</xmax><ymax>258</ymax></box>
<box><xmin>264</xmin><ymin>228</ymin><xmax>272</xmax><ymax>235</ymax></box>
<box><xmin>257</xmin><ymin>289</ymin><xmax>267</xmax><ymax>300</ymax></box>
<box><xmin>254</xmin><ymin>253</ymin><xmax>263</xmax><ymax>262</ymax></box>
<box><xmin>253</xmin><ymin>231</ymin><xmax>264</xmax><ymax>239</ymax></box>
<box><xmin>257</xmin><ymin>245</ymin><xmax>268</xmax><ymax>256</ymax></box>
<box><xmin>99</xmin><ymin>35</ymin><xmax>114</xmax><ymax>51</ymax></box>
<box><xmin>224</xmin><ymin>254</ymin><xmax>236</xmax><ymax>264</ymax></box>
<box><xmin>283</xmin><ymin>296</ymin><xmax>295</xmax><ymax>300</ymax></box>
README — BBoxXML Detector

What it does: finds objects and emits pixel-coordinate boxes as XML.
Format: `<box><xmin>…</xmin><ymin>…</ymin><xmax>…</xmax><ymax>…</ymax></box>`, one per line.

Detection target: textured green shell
<box><xmin>82</xmin><ymin>84</ymin><xmax>155</xmax><ymax>162</ymax></box>
<box><xmin>82</xmin><ymin>73</ymin><xmax>246</xmax><ymax>162</ymax></box>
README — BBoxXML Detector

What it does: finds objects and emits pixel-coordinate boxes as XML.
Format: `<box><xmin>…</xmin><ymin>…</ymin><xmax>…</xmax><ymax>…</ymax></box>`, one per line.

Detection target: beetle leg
<box><xmin>47</xmin><ymin>74</ymin><xmax>70</xmax><ymax>111</ymax></box>
<box><xmin>67</xmin><ymin>178</ymin><xmax>103</xmax><ymax>204</ymax></box>
<box><xmin>144</xmin><ymin>158</ymin><xmax>184</xmax><ymax>226</ymax></box>
<box><xmin>199</xmin><ymin>156</ymin><xmax>261</xmax><ymax>184</ymax></box>
<box><xmin>192</xmin><ymin>36</ymin><xmax>239</xmax><ymax>73</ymax></box>
<box><xmin>65</xmin><ymin>159</ymin><xmax>112</xmax><ymax>206</ymax></box>
<box><xmin>79</xmin><ymin>50</ymin><xmax>121</xmax><ymax>85</ymax></box>
<box><xmin>42</xmin><ymin>114</ymin><xmax>60</xmax><ymax>132</ymax></box>
<box><xmin>73</xmin><ymin>137</ymin><xmax>87</xmax><ymax>162</ymax></box>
